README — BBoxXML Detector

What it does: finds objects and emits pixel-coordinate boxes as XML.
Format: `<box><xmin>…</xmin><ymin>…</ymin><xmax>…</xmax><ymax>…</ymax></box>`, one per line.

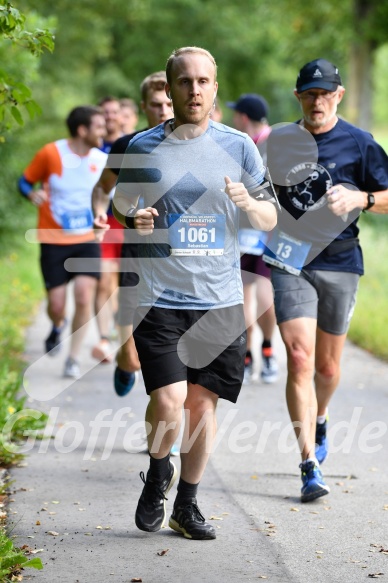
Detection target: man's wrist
<box><xmin>362</xmin><ymin>191</ymin><xmax>375</xmax><ymax>211</ymax></box>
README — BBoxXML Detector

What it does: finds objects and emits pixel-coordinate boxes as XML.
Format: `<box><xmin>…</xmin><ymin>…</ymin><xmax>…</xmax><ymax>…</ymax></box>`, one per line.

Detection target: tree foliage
<box><xmin>0</xmin><ymin>3</ymin><xmax>54</xmax><ymax>136</ymax></box>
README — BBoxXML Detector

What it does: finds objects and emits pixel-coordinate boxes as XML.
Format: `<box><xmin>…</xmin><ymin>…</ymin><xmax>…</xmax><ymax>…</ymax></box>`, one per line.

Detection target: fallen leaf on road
<box><xmin>251</xmin><ymin>475</ymin><xmax>258</xmax><ymax>480</ymax></box>
<box><xmin>290</xmin><ymin>508</ymin><xmax>299</xmax><ymax>512</ymax></box>
<box><xmin>29</xmin><ymin>549</ymin><xmax>44</xmax><ymax>554</ymax></box>
<box><xmin>157</xmin><ymin>549</ymin><xmax>169</xmax><ymax>556</ymax></box>
<box><xmin>36</xmin><ymin>520</ymin><xmax>41</xmax><ymax>526</ymax></box>
<box><xmin>368</xmin><ymin>574</ymin><xmax>384</xmax><ymax>579</ymax></box>
<box><xmin>51</xmin><ymin>501</ymin><xmax>60</xmax><ymax>504</ymax></box>
<box><xmin>47</xmin><ymin>531</ymin><xmax>59</xmax><ymax>536</ymax></box>
<box><xmin>131</xmin><ymin>578</ymin><xmax>142</xmax><ymax>582</ymax></box>
<box><xmin>258</xmin><ymin>576</ymin><xmax>267</xmax><ymax>579</ymax></box>
<box><xmin>209</xmin><ymin>516</ymin><xmax>223</xmax><ymax>520</ymax></box>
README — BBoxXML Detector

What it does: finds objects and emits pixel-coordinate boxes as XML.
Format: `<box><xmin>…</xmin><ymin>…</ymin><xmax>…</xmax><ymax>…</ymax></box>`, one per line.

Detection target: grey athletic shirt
<box><xmin>116</xmin><ymin>120</ymin><xmax>267</xmax><ymax>309</ymax></box>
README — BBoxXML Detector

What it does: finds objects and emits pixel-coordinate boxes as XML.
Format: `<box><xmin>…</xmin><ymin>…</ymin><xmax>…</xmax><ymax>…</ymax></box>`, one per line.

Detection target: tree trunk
<box><xmin>346</xmin><ymin>40</ymin><xmax>374</xmax><ymax>131</ymax></box>
<box><xmin>345</xmin><ymin>0</ymin><xmax>376</xmax><ymax>131</ymax></box>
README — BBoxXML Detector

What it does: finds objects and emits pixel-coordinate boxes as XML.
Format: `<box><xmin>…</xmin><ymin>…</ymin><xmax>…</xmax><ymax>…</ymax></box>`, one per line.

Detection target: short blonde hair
<box><xmin>140</xmin><ymin>71</ymin><xmax>167</xmax><ymax>103</ymax></box>
<box><xmin>166</xmin><ymin>46</ymin><xmax>217</xmax><ymax>85</ymax></box>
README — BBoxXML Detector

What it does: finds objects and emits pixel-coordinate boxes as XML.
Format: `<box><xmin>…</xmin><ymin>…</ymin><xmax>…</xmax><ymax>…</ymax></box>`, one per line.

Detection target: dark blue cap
<box><xmin>296</xmin><ymin>59</ymin><xmax>342</xmax><ymax>93</ymax></box>
<box><xmin>226</xmin><ymin>93</ymin><xmax>269</xmax><ymax>121</ymax></box>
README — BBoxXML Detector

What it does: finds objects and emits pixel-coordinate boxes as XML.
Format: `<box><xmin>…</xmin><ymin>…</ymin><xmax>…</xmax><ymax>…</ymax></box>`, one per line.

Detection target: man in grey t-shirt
<box><xmin>113</xmin><ymin>46</ymin><xmax>276</xmax><ymax>540</ymax></box>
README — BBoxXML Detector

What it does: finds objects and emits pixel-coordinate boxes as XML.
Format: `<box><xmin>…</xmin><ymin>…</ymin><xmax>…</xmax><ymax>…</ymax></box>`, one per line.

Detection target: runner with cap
<box><xmin>264</xmin><ymin>59</ymin><xmax>388</xmax><ymax>502</ymax></box>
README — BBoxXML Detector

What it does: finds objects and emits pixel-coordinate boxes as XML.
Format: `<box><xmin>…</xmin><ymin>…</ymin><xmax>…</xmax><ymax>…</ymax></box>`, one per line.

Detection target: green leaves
<box><xmin>0</xmin><ymin>530</ymin><xmax>44</xmax><ymax>579</ymax></box>
<box><xmin>22</xmin><ymin>557</ymin><xmax>44</xmax><ymax>570</ymax></box>
<box><xmin>0</xmin><ymin>3</ymin><xmax>25</xmax><ymax>34</ymax></box>
<box><xmin>0</xmin><ymin>3</ymin><xmax>55</xmax><ymax>135</ymax></box>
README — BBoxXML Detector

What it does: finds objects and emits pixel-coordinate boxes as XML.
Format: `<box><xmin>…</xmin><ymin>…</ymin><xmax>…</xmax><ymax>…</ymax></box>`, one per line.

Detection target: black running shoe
<box><xmin>45</xmin><ymin>320</ymin><xmax>66</xmax><ymax>356</ymax></box>
<box><xmin>135</xmin><ymin>462</ymin><xmax>177</xmax><ymax>532</ymax></box>
<box><xmin>169</xmin><ymin>499</ymin><xmax>216</xmax><ymax>540</ymax></box>
<box><xmin>45</xmin><ymin>325</ymin><xmax>62</xmax><ymax>355</ymax></box>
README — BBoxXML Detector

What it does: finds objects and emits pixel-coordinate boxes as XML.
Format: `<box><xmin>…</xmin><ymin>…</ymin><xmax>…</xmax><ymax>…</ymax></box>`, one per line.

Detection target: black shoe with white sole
<box><xmin>169</xmin><ymin>498</ymin><xmax>216</xmax><ymax>540</ymax></box>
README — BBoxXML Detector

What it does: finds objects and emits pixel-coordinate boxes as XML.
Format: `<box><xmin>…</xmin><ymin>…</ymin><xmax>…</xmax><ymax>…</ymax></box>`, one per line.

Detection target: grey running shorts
<box><xmin>133</xmin><ymin>305</ymin><xmax>247</xmax><ymax>403</ymax></box>
<box><xmin>271</xmin><ymin>267</ymin><xmax>360</xmax><ymax>335</ymax></box>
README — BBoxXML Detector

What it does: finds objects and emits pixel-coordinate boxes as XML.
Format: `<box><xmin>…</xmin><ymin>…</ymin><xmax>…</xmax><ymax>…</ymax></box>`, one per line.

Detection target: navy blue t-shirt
<box><xmin>267</xmin><ymin>118</ymin><xmax>388</xmax><ymax>274</ymax></box>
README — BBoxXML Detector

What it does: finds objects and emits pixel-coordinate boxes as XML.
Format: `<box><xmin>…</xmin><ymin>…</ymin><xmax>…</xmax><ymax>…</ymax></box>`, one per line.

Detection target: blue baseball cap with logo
<box><xmin>296</xmin><ymin>59</ymin><xmax>342</xmax><ymax>93</ymax></box>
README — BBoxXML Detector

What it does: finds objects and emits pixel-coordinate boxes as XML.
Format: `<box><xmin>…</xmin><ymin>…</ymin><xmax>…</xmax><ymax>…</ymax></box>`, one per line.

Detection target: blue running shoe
<box><xmin>315</xmin><ymin>418</ymin><xmax>328</xmax><ymax>464</ymax></box>
<box><xmin>300</xmin><ymin>460</ymin><xmax>330</xmax><ymax>503</ymax></box>
<box><xmin>170</xmin><ymin>443</ymin><xmax>180</xmax><ymax>457</ymax></box>
<box><xmin>114</xmin><ymin>367</ymin><xmax>138</xmax><ymax>397</ymax></box>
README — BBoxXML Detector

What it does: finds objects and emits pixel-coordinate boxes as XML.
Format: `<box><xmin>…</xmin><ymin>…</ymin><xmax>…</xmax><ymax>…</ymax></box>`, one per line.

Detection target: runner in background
<box><xmin>227</xmin><ymin>94</ymin><xmax>278</xmax><ymax>384</ymax></box>
<box><xmin>120</xmin><ymin>98</ymin><xmax>139</xmax><ymax>134</ymax></box>
<box><xmin>18</xmin><ymin>106</ymin><xmax>107</xmax><ymax>379</ymax></box>
<box><xmin>92</xmin><ymin>96</ymin><xmax>124</xmax><ymax>363</ymax></box>
<box><xmin>93</xmin><ymin>72</ymin><xmax>172</xmax><ymax>396</ymax></box>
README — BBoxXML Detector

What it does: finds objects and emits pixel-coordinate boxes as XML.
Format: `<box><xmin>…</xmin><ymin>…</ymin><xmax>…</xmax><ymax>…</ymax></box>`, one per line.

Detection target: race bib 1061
<box><xmin>168</xmin><ymin>214</ymin><xmax>226</xmax><ymax>256</ymax></box>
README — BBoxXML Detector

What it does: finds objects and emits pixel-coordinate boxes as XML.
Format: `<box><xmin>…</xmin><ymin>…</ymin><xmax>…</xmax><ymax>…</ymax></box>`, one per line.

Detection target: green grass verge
<box><xmin>0</xmin><ymin>219</ymin><xmax>43</xmax><ymax>372</ymax></box>
<box><xmin>0</xmin><ymin>215</ymin><xmax>47</xmax><ymax>580</ymax></box>
<box><xmin>0</xmin><ymin>527</ymin><xmax>43</xmax><ymax>580</ymax></box>
<box><xmin>348</xmin><ymin>219</ymin><xmax>388</xmax><ymax>361</ymax></box>
<box><xmin>0</xmin><ymin>214</ymin><xmax>48</xmax><ymax>465</ymax></box>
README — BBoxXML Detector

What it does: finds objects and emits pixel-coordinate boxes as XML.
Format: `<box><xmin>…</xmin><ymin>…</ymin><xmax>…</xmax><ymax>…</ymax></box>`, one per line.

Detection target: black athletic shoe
<box><xmin>135</xmin><ymin>462</ymin><xmax>177</xmax><ymax>532</ymax></box>
<box><xmin>45</xmin><ymin>325</ymin><xmax>62</xmax><ymax>355</ymax></box>
<box><xmin>45</xmin><ymin>320</ymin><xmax>67</xmax><ymax>355</ymax></box>
<box><xmin>169</xmin><ymin>499</ymin><xmax>216</xmax><ymax>540</ymax></box>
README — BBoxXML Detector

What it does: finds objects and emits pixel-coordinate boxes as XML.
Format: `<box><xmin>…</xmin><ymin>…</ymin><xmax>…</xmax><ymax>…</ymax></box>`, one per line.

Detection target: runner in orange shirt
<box><xmin>18</xmin><ymin>106</ymin><xmax>107</xmax><ymax>378</ymax></box>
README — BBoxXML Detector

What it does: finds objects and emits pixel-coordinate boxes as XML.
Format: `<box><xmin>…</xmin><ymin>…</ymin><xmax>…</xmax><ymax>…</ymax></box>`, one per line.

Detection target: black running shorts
<box><xmin>133</xmin><ymin>305</ymin><xmax>247</xmax><ymax>403</ymax></box>
<box><xmin>40</xmin><ymin>242</ymin><xmax>101</xmax><ymax>290</ymax></box>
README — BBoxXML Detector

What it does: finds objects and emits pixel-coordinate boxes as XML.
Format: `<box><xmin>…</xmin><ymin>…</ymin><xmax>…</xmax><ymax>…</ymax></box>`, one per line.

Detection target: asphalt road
<box><xmin>8</xmin><ymin>301</ymin><xmax>388</xmax><ymax>583</ymax></box>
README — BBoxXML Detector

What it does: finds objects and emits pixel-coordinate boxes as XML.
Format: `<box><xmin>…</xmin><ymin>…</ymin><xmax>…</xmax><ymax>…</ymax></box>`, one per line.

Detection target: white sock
<box><xmin>317</xmin><ymin>411</ymin><xmax>328</xmax><ymax>424</ymax></box>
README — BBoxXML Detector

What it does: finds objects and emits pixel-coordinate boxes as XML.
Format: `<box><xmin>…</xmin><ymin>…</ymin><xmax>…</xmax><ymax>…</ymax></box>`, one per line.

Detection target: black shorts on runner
<box><xmin>133</xmin><ymin>305</ymin><xmax>247</xmax><ymax>403</ymax></box>
<box><xmin>40</xmin><ymin>242</ymin><xmax>101</xmax><ymax>290</ymax></box>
